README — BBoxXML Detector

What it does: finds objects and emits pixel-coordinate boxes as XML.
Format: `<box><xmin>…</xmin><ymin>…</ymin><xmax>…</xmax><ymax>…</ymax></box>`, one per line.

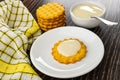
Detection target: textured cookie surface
<box><xmin>36</xmin><ymin>2</ymin><xmax>65</xmax><ymax>19</ymax></box>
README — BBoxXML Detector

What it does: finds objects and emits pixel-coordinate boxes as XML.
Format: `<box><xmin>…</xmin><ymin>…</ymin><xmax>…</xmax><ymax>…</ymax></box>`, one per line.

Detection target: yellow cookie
<box><xmin>38</xmin><ymin>18</ymin><xmax>66</xmax><ymax>26</ymax></box>
<box><xmin>52</xmin><ymin>38</ymin><xmax>87</xmax><ymax>64</ymax></box>
<box><xmin>36</xmin><ymin>2</ymin><xmax>65</xmax><ymax>20</ymax></box>
<box><xmin>37</xmin><ymin>15</ymin><xmax>66</xmax><ymax>22</ymax></box>
<box><xmin>40</xmin><ymin>23</ymin><xmax>66</xmax><ymax>29</ymax></box>
<box><xmin>40</xmin><ymin>23</ymin><xmax>66</xmax><ymax>31</ymax></box>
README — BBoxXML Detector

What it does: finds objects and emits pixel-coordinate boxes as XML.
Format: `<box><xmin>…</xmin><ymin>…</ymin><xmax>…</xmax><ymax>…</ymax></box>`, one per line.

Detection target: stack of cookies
<box><xmin>36</xmin><ymin>2</ymin><xmax>66</xmax><ymax>31</ymax></box>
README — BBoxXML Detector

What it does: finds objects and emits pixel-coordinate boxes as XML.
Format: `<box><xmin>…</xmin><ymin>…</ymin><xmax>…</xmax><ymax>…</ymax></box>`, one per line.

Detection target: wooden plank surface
<box><xmin>0</xmin><ymin>0</ymin><xmax>120</xmax><ymax>80</ymax></box>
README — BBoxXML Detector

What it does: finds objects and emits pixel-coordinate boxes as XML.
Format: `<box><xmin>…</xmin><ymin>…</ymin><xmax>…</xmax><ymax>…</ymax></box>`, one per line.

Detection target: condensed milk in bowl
<box><xmin>70</xmin><ymin>1</ymin><xmax>106</xmax><ymax>28</ymax></box>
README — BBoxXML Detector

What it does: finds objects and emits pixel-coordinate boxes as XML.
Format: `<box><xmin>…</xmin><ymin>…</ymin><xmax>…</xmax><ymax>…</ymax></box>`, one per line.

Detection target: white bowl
<box><xmin>70</xmin><ymin>1</ymin><xmax>106</xmax><ymax>28</ymax></box>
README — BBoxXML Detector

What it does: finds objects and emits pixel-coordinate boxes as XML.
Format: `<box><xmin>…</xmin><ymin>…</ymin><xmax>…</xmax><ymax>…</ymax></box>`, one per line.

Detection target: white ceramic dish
<box><xmin>70</xmin><ymin>1</ymin><xmax>106</xmax><ymax>28</ymax></box>
<box><xmin>30</xmin><ymin>26</ymin><xmax>104</xmax><ymax>78</ymax></box>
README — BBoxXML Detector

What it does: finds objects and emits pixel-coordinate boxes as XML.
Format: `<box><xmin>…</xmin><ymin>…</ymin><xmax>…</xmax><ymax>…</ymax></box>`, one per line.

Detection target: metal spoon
<box><xmin>91</xmin><ymin>16</ymin><xmax>118</xmax><ymax>26</ymax></box>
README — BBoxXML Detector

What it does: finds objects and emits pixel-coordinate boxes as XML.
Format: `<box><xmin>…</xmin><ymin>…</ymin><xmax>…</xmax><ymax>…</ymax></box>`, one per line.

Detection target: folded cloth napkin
<box><xmin>0</xmin><ymin>0</ymin><xmax>42</xmax><ymax>79</ymax></box>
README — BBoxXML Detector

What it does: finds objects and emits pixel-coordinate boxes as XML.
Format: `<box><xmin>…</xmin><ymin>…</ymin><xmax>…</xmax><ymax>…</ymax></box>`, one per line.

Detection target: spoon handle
<box><xmin>91</xmin><ymin>17</ymin><xmax>118</xmax><ymax>26</ymax></box>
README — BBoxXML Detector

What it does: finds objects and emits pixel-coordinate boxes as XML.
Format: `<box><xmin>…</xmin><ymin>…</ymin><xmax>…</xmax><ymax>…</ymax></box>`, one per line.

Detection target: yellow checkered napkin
<box><xmin>0</xmin><ymin>0</ymin><xmax>42</xmax><ymax>80</ymax></box>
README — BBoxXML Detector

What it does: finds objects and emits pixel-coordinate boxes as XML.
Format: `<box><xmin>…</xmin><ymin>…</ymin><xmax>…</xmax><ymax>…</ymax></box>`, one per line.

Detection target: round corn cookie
<box><xmin>38</xmin><ymin>18</ymin><xmax>66</xmax><ymax>26</ymax></box>
<box><xmin>52</xmin><ymin>38</ymin><xmax>87</xmax><ymax>64</ymax></box>
<box><xmin>40</xmin><ymin>23</ymin><xmax>66</xmax><ymax>31</ymax></box>
<box><xmin>36</xmin><ymin>2</ymin><xmax>65</xmax><ymax>20</ymax></box>
<box><xmin>37</xmin><ymin>15</ymin><xmax>66</xmax><ymax>22</ymax></box>
<box><xmin>39</xmin><ymin>22</ymin><xmax>66</xmax><ymax>29</ymax></box>
<box><xmin>36</xmin><ymin>12</ymin><xmax>66</xmax><ymax>20</ymax></box>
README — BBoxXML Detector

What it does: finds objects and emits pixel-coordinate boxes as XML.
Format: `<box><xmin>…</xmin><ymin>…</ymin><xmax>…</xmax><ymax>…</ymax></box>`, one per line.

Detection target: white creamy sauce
<box><xmin>72</xmin><ymin>3</ymin><xmax>103</xmax><ymax>18</ymax></box>
<box><xmin>57</xmin><ymin>40</ymin><xmax>81</xmax><ymax>57</ymax></box>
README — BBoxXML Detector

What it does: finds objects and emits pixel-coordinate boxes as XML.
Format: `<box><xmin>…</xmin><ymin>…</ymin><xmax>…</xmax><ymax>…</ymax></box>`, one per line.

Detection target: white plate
<box><xmin>30</xmin><ymin>26</ymin><xmax>104</xmax><ymax>78</ymax></box>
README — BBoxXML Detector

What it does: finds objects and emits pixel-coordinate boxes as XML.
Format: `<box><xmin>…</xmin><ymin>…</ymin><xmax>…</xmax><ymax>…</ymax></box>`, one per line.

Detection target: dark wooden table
<box><xmin>2</xmin><ymin>0</ymin><xmax>120</xmax><ymax>80</ymax></box>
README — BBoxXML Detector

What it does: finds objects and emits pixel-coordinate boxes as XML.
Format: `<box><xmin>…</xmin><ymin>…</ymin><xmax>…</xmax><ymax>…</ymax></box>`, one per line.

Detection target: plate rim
<box><xmin>30</xmin><ymin>26</ymin><xmax>104</xmax><ymax>78</ymax></box>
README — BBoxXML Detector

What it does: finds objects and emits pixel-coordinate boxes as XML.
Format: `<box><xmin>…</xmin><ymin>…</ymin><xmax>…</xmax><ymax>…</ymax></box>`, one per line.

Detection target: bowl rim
<box><xmin>70</xmin><ymin>1</ymin><xmax>106</xmax><ymax>20</ymax></box>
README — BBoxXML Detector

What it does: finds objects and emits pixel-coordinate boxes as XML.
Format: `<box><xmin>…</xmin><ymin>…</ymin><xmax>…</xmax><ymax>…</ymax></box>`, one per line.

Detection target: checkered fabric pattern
<box><xmin>0</xmin><ymin>0</ymin><xmax>42</xmax><ymax>80</ymax></box>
